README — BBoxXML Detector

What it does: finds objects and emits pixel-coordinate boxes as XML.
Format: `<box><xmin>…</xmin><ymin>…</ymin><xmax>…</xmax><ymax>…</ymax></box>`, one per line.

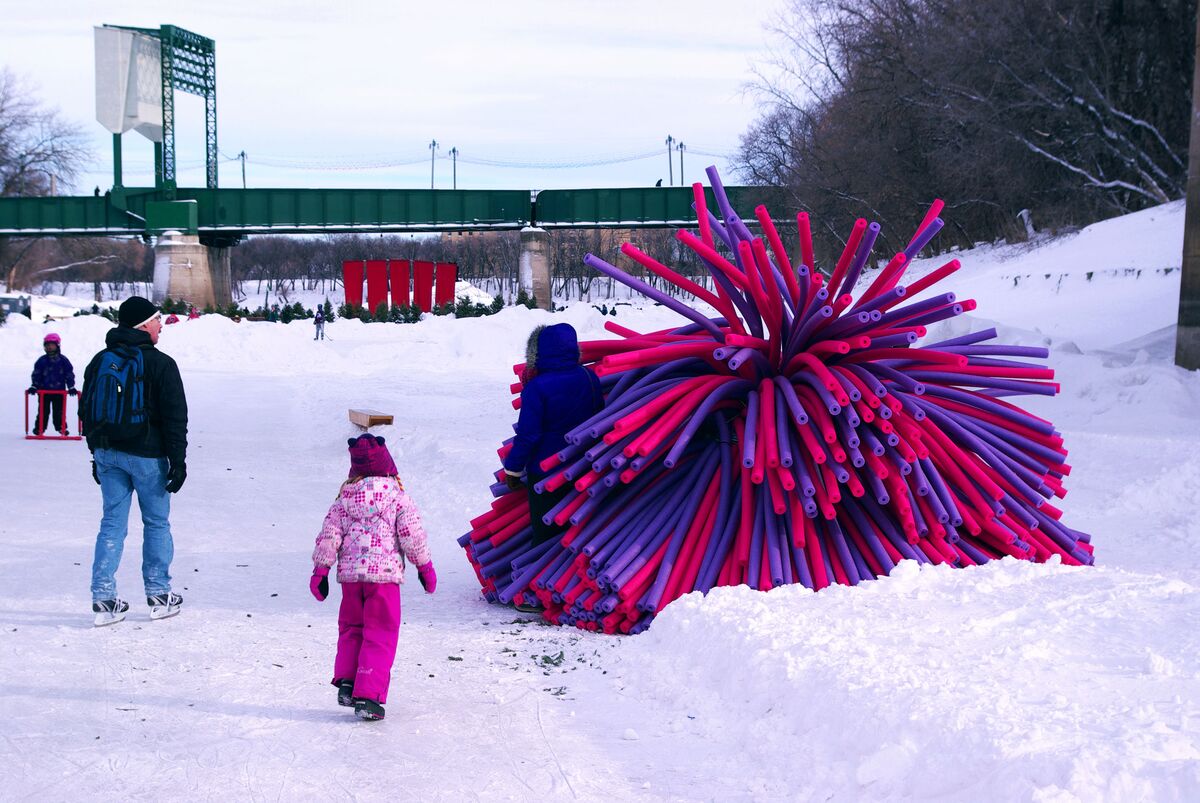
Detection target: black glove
<box><xmin>165</xmin><ymin>461</ymin><xmax>187</xmax><ymax>493</ymax></box>
<box><xmin>505</xmin><ymin>472</ymin><xmax>525</xmax><ymax>490</ymax></box>
<box><xmin>27</xmin><ymin>387</ymin><xmax>37</xmax><ymax>396</ymax></box>
<box><xmin>91</xmin><ymin>460</ymin><xmax>100</xmax><ymax>485</ymax></box>
<box><xmin>68</xmin><ymin>388</ymin><xmax>78</xmax><ymax>396</ymax></box>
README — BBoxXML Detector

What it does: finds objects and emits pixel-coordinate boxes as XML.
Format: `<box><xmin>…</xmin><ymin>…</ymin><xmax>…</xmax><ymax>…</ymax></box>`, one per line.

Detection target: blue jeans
<box><xmin>91</xmin><ymin>449</ymin><xmax>174</xmax><ymax>603</ymax></box>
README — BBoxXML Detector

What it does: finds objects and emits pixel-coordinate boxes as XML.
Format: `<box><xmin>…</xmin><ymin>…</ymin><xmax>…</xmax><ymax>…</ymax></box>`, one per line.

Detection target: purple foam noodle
<box><xmin>956</xmin><ymin>535</ymin><xmax>991</xmax><ymax>564</ymax></box>
<box><xmin>489</xmin><ymin>480</ymin><xmax>512</xmax><ymax>498</ymax></box>
<box><xmin>775</xmin><ymin>391</ymin><xmax>795</xmax><ymax>468</ymax></box>
<box><xmin>844</xmin><ymin>363</ymin><xmax>889</xmax><ymax>399</ymax></box>
<box><xmin>871</xmin><ymin>291</ymin><xmax>957</xmax><ymax>329</ymax></box>
<box><xmin>575</xmin><ymin>379</ymin><xmax>680</xmax><ymax>442</ymax></box>
<box><xmin>773</xmin><ymin>376</ymin><xmax>812</xmax><ymax>426</ymax></box>
<box><xmin>939</xmin><ymin>344</ymin><xmax>1051</xmax><ymax>359</ymax></box>
<box><xmin>915</xmin><ymin>400</ymin><xmax>1051</xmax><ymax>506</ymax></box>
<box><xmin>831</xmin><ymin>369</ymin><xmax>862</xmax><ymax>402</ymax></box>
<box><xmin>859</xmin><ymin>424</ymin><xmax>887</xmax><ymax>457</ymax></box>
<box><xmin>695</xmin><ymin>420</ymin><xmax>740</xmax><ymax>591</ymax></box>
<box><xmin>919</xmin><ymin>457</ymin><xmax>964</xmax><ymax>526</ymax></box>
<box><xmin>841</xmin><ymin>497</ymin><xmax>897</xmax><ymax>574</ymax></box>
<box><xmin>1029</xmin><ymin>507</ymin><xmax>1092</xmax><ymax>561</ymax></box>
<box><xmin>966</xmin><ymin>415</ymin><xmax>1067</xmax><ymax>466</ymax></box>
<box><xmin>862</xmin><ymin>362</ymin><xmax>925</xmax><ymax>395</ymax></box>
<box><xmin>705</xmin><ymin>165</ymin><xmax>756</xmax><ymax>244</ymax></box>
<box><xmin>870</xmin><ymin>332</ymin><xmax>920</xmax><ymax>349</ymax></box>
<box><xmin>785</xmin><ymin>305</ymin><xmax>835</xmax><ymax>359</ymax></box>
<box><xmin>637</xmin><ymin>449</ymin><xmax>722</xmax><ymax>608</ymax></box>
<box><xmin>832</xmin><ymin>411</ymin><xmax>861</xmax><ymax>449</ymax></box>
<box><xmin>907</xmin><ymin>371</ymin><xmax>1058</xmax><ymax>398</ymax></box>
<box><xmin>905</xmin><ymin>486</ymin><xmax>931</xmax><ymax>536</ymax></box>
<box><xmin>587</xmin><ymin>431</ymin><xmax>635</xmax><ymax>468</ymax></box>
<box><xmin>728</xmin><ymin>347</ymin><xmax>773</xmax><ymax>375</ymax></box>
<box><xmin>585</xmin><ymin>465</ymin><xmax>695</xmax><ymax>559</ymax></box>
<box><xmin>821</xmin><ymin>518</ymin><xmax>862</xmax><ymax>584</ymax></box>
<box><xmin>953</xmin><ymin>413</ymin><xmax>1059</xmax><ymax>481</ymax></box>
<box><xmin>584</xmin><ymin>253</ymin><xmax>727</xmax><ymax>342</ymax></box>
<box><xmin>742</xmin><ymin>389</ymin><xmax>761</xmax><ymax>467</ymax></box>
<box><xmin>958</xmin><ymin>355</ymin><xmax>1053</xmax><ymax>371</ymax></box>
<box><xmin>858</xmin><ymin>491</ymin><xmax>923</xmax><ymax>562</ymax></box>
<box><xmin>615</xmin><ymin>358</ymin><xmax>709</xmax><ymax>404</ymax></box>
<box><xmin>926</xmin><ymin>327</ymin><xmax>999</xmax><ymax>349</ymax></box>
<box><xmin>911</xmin><ymin>461</ymin><xmax>952</xmax><ymax>524</ymax></box>
<box><xmin>495</xmin><ymin>540</ymin><xmax>558</xmax><ymax>602</ymax></box>
<box><xmin>553</xmin><ymin>574</ymin><xmax>582</xmax><ymax>604</ymax></box>
<box><xmin>764</xmin><ymin>506</ymin><xmax>786</xmax><ymax>586</ymax></box>
<box><xmin>697</xmin><ymin>488</ymin><xmax>743</xmax><ymax>592</ymax></box>
<box><xmin>599</xmin><ymin>448</ymin><xmax>717</xmax><ymax>585</ymax></box>
<box><xmin>1000</xmin><ymin>492</ymin><xmax>1041</xmax><ymax>530</ymax></box>
<box><xmin>786</xmin><ymin>513</ymin><xmax>816</xmax><ymax>589</ymax></box>
<box><xmin>589</xmin><ymin>509</ymin><xmax>657</xmax><ymax>578</ymax></box>
<box><xmin>573</xmin><ymin>475</ymin><xmax>675</xmax><ymax>556</ymax></box>
<box><xmin>918</xmin><ymin>384</ymin><xmax>1055</xmax><ymax>435</ymax></box>
<box><xmin>769</xmin><ymin>260</ymin><xmax>798</xmax><ymax>321</ymax></box>
<box><xmin>476</xmin><ymin>526</ymin><xmax>535</xmax><ymax>566</ymax></box>
<box><xmin>790</xmin><ymin>370</ymin><xmax>842</xmax><ymax>413</ymax></box>
<box><xmin>673</xmin><ymin>317</ymin><xmax>731</xmax><ymax>335</ymax></box>
<box><xmin>509</xmin><ymin>534</ymin><xmax>559</xmax><ymax>571</ymax></box>
<box><xmin>855</xmin><ymin>285</ymin><xmax>908</xmax><ymax>314</ymax></box>
<box><xmin>699</xmin><ymin>252</ymin><xmax>764</xmax><ymax>339</ymax></box>
<box><xmin>664</xmin><ymin>378</ymin><xmax>753</xmax><ymax>467</ymax></box>
<box><xmin>746</xmin><ymin>493</ymin><xmax>767</xmax><ymax>590</ymax></box>
<box><xmin>809</xmin><ymin>308</ymin><xmax>873</xmax><ymax>344</ymax></box>
<box><xmin>456</xmin><ymin>531</ymin><xmax>473</xmax><ymax>548</ymax></box>
<box><xmin>536</xmin><ymin>549</ymin><xmax>577</xmax><ymax>591</ymax></box>
<box><xmin>903</xmin><ymin>217</ymin><xmax>944</xmax><ymax>262</ymax></box>
<box><xmin>703</xmin><ymin>207</ymin><xmax>736</xmax><ymax>251</ymax></box>
<box><xmin>837</xmin><ymin>221</ymin><xmax>882</xmax><ymax>299</ymax></box>
<box><xmin>777</xmin><ymin>515</ymin><xmax>796</xmax><ymax>586</ymax></box>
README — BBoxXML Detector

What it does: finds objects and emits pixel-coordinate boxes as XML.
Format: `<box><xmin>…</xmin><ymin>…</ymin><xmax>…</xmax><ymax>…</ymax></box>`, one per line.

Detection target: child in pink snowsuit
<box><xmin>310</xmin><ymin>434</ymin><xmax>436</xmax><ymax>721</ymax></box>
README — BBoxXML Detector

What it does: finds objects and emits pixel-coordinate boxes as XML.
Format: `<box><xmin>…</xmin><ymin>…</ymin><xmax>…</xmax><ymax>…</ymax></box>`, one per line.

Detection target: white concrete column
<box><xmin>519</xmin><ymin>226</ymin><xmax>552</xmax><ymax>310</ymax></box>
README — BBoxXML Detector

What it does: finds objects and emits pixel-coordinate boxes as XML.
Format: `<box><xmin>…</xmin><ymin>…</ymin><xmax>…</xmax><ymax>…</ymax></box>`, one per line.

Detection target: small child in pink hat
<box><xmin>309</xmin><ymin>434</ymin><xmax>437</xmax><ymax>721</ymax></box>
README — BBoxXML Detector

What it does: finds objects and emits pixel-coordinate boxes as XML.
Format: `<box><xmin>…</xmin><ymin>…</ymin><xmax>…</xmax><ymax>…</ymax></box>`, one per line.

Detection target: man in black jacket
<box><xmin>82</xmin><ymin>296</ymin><xmax>189</xmax><ymax>626</ymax></box>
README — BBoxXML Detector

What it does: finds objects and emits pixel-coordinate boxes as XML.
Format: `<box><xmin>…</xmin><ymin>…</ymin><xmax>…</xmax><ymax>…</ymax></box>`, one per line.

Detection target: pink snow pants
<box><xmin>332</xmin><ymin>582</ymin><xmax>401</xmax><ymax>703</ymax></box>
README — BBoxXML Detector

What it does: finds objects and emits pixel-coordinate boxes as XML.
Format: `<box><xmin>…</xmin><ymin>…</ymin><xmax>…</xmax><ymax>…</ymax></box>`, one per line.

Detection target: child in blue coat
<box><xmin>503</xmin><ymin>323</ymin><xmax>603</xmax><ymax>544</ymax></box>
<box><xmin>29</xmin><ymin>333</ymin><xmax>76</xmax><ymax>435</ymax></box>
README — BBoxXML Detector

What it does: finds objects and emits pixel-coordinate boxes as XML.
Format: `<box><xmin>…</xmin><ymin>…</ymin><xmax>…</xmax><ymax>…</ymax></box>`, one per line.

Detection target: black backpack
<box><xmin>83</xmin><ymin>345</ymin><xmax>148</xmax><ymax>441</ymax></box>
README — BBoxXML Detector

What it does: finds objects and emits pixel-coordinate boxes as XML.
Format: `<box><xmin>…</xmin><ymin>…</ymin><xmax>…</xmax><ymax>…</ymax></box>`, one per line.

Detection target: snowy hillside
<box><xmin>1</xmin><ymin>201</ymin><xmax>1196</xmax><ymax>801</ymax></box>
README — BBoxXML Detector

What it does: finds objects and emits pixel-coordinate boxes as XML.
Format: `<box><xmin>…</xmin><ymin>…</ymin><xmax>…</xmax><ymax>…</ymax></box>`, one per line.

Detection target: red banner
<box><xmin>389</xmin><ymin>260</ymin><xmax>411</xmax><ymax>307</ymax></box>
<box><xmin>435</xmin><ymin>262</ymin><xmax>458</xmax><ymax>308</ymax></box>
<box><xmin>342</xmin><ymin>260</ymin><xmax>365</xmax><ymax>307</ymax></box>
<box><xmin>413</xmin><ymin>260</ymin><xmax>435</xmax><ymax>312</ymax></box>
<box><xmin>365</xmin><ymin>260</ymin><xmax>388</xmax><ymax>313</ymax></box>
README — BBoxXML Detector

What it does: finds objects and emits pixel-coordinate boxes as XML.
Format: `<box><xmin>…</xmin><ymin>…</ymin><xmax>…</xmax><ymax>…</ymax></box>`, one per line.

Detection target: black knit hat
<box><xmin>118</xmin><ymin>296</ymin><xmax>160</xmax><ymax>328</ymax></box>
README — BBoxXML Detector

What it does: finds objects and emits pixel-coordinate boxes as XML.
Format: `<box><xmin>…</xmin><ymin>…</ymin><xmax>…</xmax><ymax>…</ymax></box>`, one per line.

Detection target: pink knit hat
<box><xmin>347</xmin><ymin>434</ymin><xmax>398</xmax><ymax>478</ymax></box>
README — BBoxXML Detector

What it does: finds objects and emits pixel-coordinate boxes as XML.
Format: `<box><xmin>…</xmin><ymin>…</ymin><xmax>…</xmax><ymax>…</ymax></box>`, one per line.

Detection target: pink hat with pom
<box><xmin>347</xmin><ymin>434</ymin><xmax>398</xmax><ymax>478</ymax></box>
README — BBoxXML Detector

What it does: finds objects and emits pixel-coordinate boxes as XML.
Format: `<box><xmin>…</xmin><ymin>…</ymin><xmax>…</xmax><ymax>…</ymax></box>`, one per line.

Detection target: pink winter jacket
<box><xmin>312</xmin><ymin>476</ymin><xmax>432</xmax><ymax>584</ymax></box>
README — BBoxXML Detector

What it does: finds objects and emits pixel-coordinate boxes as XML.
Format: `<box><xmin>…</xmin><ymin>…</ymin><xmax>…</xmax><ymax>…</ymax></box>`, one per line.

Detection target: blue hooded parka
<box><xmin>504</xmin><ymin>323</ymin><xmax>603</xmax><ymax>480</ymax></box>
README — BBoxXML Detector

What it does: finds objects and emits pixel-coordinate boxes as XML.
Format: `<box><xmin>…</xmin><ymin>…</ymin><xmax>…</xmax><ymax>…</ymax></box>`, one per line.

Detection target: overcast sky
<box><xmin>5</xmin><ymin>0</ymin><xmax>783</xmax><ymax>193</ymax></box>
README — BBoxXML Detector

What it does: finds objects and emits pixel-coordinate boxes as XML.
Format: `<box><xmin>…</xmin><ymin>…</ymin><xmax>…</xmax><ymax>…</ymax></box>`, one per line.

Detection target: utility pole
<box><xmin>677</xmin><ymin>141</ymin><xmax>686</xmax><ymax>185</ymax></box>
<box><xmin>429</xmin><ymin>139</ymin><xmax>439</xmax><ymax>189</ymax></box>
<box><xmin>1177</xmin><ymin>7</ymin><xmax>1200</xmax><ymax>369</ymax></box>
<box><xmin>449</xmin><ymin>146</ymin><xmax>458</xmax><ymax>190</ymax></box>
<box><xmin>665</xmin><ymin>135</ymin><xmax>675</xmax><ymax>186</ymax></box>
<box><xmin>238</xmin><ymin>150</ymin><xmax>247</xmax><ymax>189</ymax></box>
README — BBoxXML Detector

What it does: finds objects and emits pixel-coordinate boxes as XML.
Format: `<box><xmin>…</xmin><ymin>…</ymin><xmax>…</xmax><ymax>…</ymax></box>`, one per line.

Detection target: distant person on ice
<box><xmin>309</xmin><ymin>435</ymin><xmax>436</xmax><ymax>721</ymax></box>
<box><xmin>81</xmin><ymin>296</ymin><xmax>189</xmax><ymax>627</ymax></box>
<box><xmin>314</xmin><ymin>308</ymin><xmax>325</xmax><ymax>340</ymax></box>
<box><xmin>28</xmin><ymin>332</ymin><xmax>76</xmax><ymax>436</ymax></box>
<box><xmin>503</xmin><ymin>324</ymin><xmax>603</xmax><ymax>548</ymax></box>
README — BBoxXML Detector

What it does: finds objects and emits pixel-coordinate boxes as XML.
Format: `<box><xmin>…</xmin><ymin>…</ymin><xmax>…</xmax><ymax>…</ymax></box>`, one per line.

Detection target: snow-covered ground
<box><xmin>1</xmin><ymin>201</ymin><xmax>1197</xmax><ymax>801</ymax></box>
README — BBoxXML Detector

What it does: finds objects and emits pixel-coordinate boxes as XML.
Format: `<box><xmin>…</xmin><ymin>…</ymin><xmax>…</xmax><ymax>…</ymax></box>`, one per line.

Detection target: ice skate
<box><xmin>147</xmin><ymin>592</ymin><xmax>183</xmax><ymax>620</ymax></box>
<box><xmin>354</xmin><ymin>698</ymin><xmax>385</xmax><ymax>721</ymax></box>
<box><xmin>92</xmin><ymin>598</ymin><xmax>129</xmax><ymax>627</ymax></box>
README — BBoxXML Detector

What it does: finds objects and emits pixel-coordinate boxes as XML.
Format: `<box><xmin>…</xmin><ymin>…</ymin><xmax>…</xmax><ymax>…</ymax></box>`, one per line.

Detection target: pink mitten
<box><xmin>416</xmin><ymin>562</ymin><xmax>437</xmax><ymax>594</ymax></box>
<box><xmin>310</xmin><ymin>565</ymin><xmax>330</xmax><ymax>601</ymax></box>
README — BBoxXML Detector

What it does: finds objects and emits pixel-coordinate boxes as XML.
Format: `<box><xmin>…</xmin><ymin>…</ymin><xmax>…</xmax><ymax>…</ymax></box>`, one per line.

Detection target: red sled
<box><xmin>24</xmin><ymin>389</ymin><xmax>83</xmax><ymax>441</ymax></box>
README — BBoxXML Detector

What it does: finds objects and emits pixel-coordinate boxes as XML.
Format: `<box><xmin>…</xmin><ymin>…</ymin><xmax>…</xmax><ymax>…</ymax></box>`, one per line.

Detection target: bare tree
<box><xmin>737</xmin><ymin>0</ymin><xmax>1195</xmax><ymax>259</ymax></box>
<box><xmin>0</xmin><ymin>68</ymin><xmax>90</xmax><ymax>197</ymax></box>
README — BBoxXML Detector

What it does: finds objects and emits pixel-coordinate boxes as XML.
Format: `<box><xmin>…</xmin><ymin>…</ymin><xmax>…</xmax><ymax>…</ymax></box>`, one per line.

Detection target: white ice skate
<box><xmin>147</xmin><ymin>592</ymin><xmax>183</xmax><ymax>621</ymax></box>
<box><xmin>92</xmin><ymin>599</ymin><xmax>129</xmax><ymax>627</ymax></box>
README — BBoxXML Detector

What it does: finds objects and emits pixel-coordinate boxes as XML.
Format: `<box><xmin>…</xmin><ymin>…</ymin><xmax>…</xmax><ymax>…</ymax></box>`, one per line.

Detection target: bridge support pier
<box><xmin>519</xmin><ymin>226</ymin><xmax>552</xmax><ymax>310</ymax></box>
<box><xmin>153</xmin><ymin>232</ymin><xmax>217</xmax><ymax>309</ymax></box>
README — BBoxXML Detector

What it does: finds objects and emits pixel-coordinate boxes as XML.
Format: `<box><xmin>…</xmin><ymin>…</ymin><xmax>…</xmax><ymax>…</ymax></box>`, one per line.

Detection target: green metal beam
<box><xmin>0</xmin><ymin>185</ymin><xmax>774</xmax><ymax>237</ymax></box>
